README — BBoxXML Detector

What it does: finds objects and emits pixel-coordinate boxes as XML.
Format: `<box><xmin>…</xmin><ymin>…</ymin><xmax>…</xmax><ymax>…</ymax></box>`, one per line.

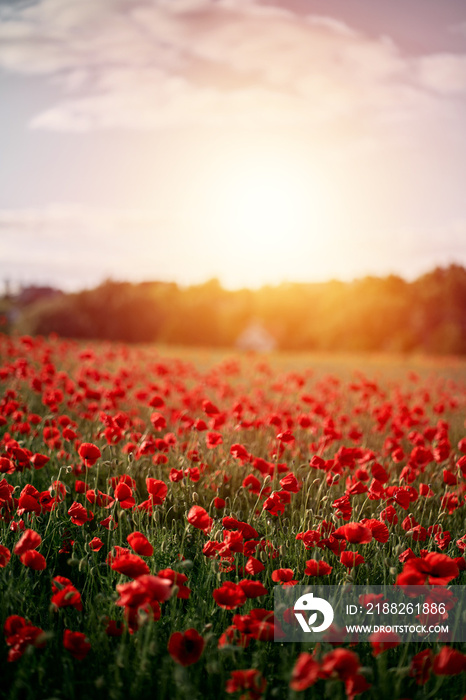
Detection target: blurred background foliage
<box><xmin>2</xmin><ymin>265</ymin><xmax>465</xmax><ymax>354</ymax></box>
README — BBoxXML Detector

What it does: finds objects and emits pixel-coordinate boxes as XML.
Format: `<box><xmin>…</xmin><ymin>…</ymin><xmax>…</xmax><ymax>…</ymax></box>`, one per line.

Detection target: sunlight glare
<box><xmin>206</xmin><ymin>159</ymin><xmax>329</xmax><ymax>287</ymax></box>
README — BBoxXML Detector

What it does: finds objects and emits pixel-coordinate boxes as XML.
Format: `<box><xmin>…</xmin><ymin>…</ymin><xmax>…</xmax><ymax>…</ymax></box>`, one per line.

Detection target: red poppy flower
<box><xmin>4</xmin><ymin>615</ymin><xmax>46</xmax><ymax>662</ymax></box>
<box><xmin>245</xmin><ymin>557</ymin><xmax>265</xmax><ymax>575</ymax></box>
<box><xmin>116</xmin><ymin>574</ymin><xmax>173</xmax><ymax>609</ymax></box>
<box><xmin>187</xmin><ymin>505</ymin><xmax>213</xmax><ymax>534</ymax></box>
<box><xmin>88</xmin><ymin>537</ymin><xmax>104</xmax><ymax>551</ymax></box>
<box><xmin>13</xmin><ymin>529</ymin><xmax>41</xmax><ymax>556</ymax></box>
<box><xmin>0</xmin><ymin>457</ymin><xmax>14</xmax><ymax>474</ymax></box>
<box><xmin>369</xmin><ymin>630</ymin><xmax>400</xmax><ymax>656</ymax></box>
<box><xmin>213</xmin><ymin>581</ymin><xmax>247</xmax><ymax>609</ymax></box>
<box><xmin>202</xmin><ymin>399</ymin><xmax>220</xmax><ymax>416</ymax></box>
<box><xmin>219</xmin><ymin>529</ymin><xmax>244</xmax><ymax>556</ymax></box>
<box><xmin>276</xmin><ymin>429</ymin><xmax>295</xmax><ymax>444</ymax></box>
<box><xmin>168</xmin><ymin>467</ymin><xmax>183</xmax><ymax>482</ymax></box>
<box><xmin>272</xmin><ymin>568</ymin><xmax>297</xmax><ymax>585</ymax></box>
<box><xmin>332</xmin><ymin>494</ymin><xmax>352</xmax><ymax>520</ymax></box>
<box><xmin>435</xmin><ymin>531</ymin><xmax>452</xmax><ymax>551</ymax></box>
<box><xmin>100</xmin><ymin>515</ymin><xmax>118</xmax><ymax>530</ymax></box>
<box><xmin>63</xmin><ymin>630</ymin><xmax>91</xmax><ymax>660</ymax></box>
<box><xmin>77</xmin><ymin>442</ymin><xmax>101</xmax><ymax>466</ymax></box>
<box><xmin>106</xmin><ymin>546</ymin><xmax>130</xmax><ymax>565</ymax></box>
<box><xmin>218</xmin><ymin>624</ymin><xmax>250</xmax><ymax>649</ymax></box>
<box><xmin>317</xmin><ymin>535</ymin><xmax>347</xmax><ymax>556</ymax></box>
<box><xmin>360</xmin><ymin>518</ymin><xmax>389</xmax><ymax>543</ymax></box>
<box><xmin>150</xmin><ymin>411</ymin><xmax>166</xmax><ymax>430</ymax></box>
<box><xmin>296</xmin><ymin>529</ymin><xmax>320</xmax><ymax>549</ymax></box>
<box><xmin>127</xmin><ymin>531</ymin><xmax>153</xmax><ymax>557</ymax></box>
<box><xmin>432</xmin><ymin>646</ymin><xmax>466</xmax><ymax>675</ymax></box>
<box><xmin>206</xmin><ymin>431</ymin><xmax>223</xmax><ymax>448</ymax></box>
<box><xmin>238</xmin><ymin>579</ymin><xmax>268</xmax><ymax>599</ymax></box>
<box><xmin>230</xmin><ymin>443</ymin><xmax>249</xmax><ymax>461</ymax></box>
<box><xmin>20</xmin><ymin>550</ymin><xmax>47</xmax><ymax>570</ymax></box>
<box><xmin>30</xmin><ymin>453</ymin><xmax>49</xmax><ymax>470</ymax></box>
<box><xmin>68</xmin><ymin>502</ymin><xmax>89</xmax><ymax>526</ymax></box>
<box><xmin>226</xmin><ymin>669</ymin><xmax>266</xmax><ymax>700</ymax></box>
<box><xmin>17</xmin><ymin>492</ymin><xmax>41</xmax><ymax>516</ymax></box>
<box><xmin>385</xmin><ymin>487</ymin><xmax>411</xmax><ymax>510</ymax></box>
<box><xmin>334</xmin><ymin>522</ymin><xmax>372</xmax><ymax>544</ymax></box>
<box><xmin>247</xmin><ymin>609</ymin><xmax>284</xmax><ymax>641</ymax></box>
<box><xmin>419</xmin><ymin>483</ymin><xmax>434</xmax><ymax>497</ymax></box>
<box><xmin>146</xmin><ymin>478</ymin><xmax>168</xmax><ymax>505</ymax></box>
<box><xmin>167</xmin><ymin>628</ymin><xmax>204</xmax><ymax>666</ymax></box>
<box><xmin>344</xmin><ymin>673</ymin><xmax>371</xmax><ymax>700</ymax></box>
<box><xmin>279</xmin><ymin>473</ymin><xmax>301</xmax><ymax>493</ymax></box>
<box><xmin>51</xmin><ymin>579</ymin><xmax>82</xmax><ymax>611</ymax></box>
<box><xmin>157</xmin><ymin>568</ymin><xmax>191</xmax><ymax>599</ymax></box>
<box><xmin>75</xmin><ymin>480</ymin><xmax>86</xmax><ymax>493</ymax></box>
<box><xmin>111</xmin><ymin>553</ymin><xmax>150</xmax><ymax>578</ymax></box>
<box><xmin>263</xmin><ymin>493</ymin><xmax>285</xmax><ymax>516</ymax></box>
<box><xmin>85</xmin><ymin>489</ymin><xmax>113</xmax><ymax>509</ymax></box>
<box><xmin>290</xmin><ymin>652</ymin><xmax>320</xmax><ymax>691</ymax></box>
<box><xmin>0</xmin><ymin>544</ymin><xmax>11</xmax><ymax>568</ymax></box>
<box><xmin>380</xmin><ymin>505</ymin><xmax>398</xmax><ymax>524</ymax></box>
<box><xmin>223</xmin><ymin>517</ymin><xmax>259</xmax><ymax>540</ymax></box>
<box><xmin>305</xmin><ymin>559</ymin><xmax>332</xmax><ymax>576</ymax></box>
<box><xmin>409</xmin><ymin>524</ymin><xmax>428</xmax><ymax>542</ymax></box>
<box><xmin>114</xmin><ymin>482</ymin><xmax>135</xmax><ymax>509</ymax></box>
<box><xmin>49</xmin><ymin>480</ymin><xmax>66</xmax><ymax>502</ymax></box>
<box><xmin>340</xmin><ymin>551</ymin><xmax>365</xmax><ymax>568</ymax></box>
<box><xmin>243</xmin><ymin>474</ymin><xmax>262</xmax><ymax>494</ymax></box>
<box><xmin>396</xmin><ymin>552</ymin><xmax>459</xmax><ymax>586</ymax></box>
<box><xmin>410</xmin><ymin>649</ymin><xmax>433</xmax><ymax>685</ymax></box>
<box><xmin>320</xmin><ymin>648</ymin><xmax>361</xmax><ymax>681</ymax></box>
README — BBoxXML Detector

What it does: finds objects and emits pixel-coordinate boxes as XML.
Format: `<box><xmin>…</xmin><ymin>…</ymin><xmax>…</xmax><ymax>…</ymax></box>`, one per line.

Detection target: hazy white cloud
<box><xmin>2</xmin><ymin>205</ymin><xmax>466</xmax><ymax>291</ymax></box>
<box><xmin>0</xmin><ymin>0</ymin><xmax>464</xmax><ymax>133</ymax></box>
<box><xmin>0</xmin><ymin>203</ymin><xmax>180</xmax><ymax>234</ymax></box>
<box><xmin>417</xmin><ymin>53</ymin><xmax>466</xmax><ymax>94</ymax></box>
<box><xmin>306</xmin><ymin>15</ymin><xmax>358</xmax><ymax>38</ymax></box>
<box><xmin>0</xmin><ymin>204</ymin><xmax>198</xmax><ymax>289</ymax></box>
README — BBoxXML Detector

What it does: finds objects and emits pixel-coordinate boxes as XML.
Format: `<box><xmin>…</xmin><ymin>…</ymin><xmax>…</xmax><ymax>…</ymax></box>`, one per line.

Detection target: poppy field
<box><xmin>0</xmin><ymin>334</ymin><xmax>465</xmax><ymax>700</ymax></box>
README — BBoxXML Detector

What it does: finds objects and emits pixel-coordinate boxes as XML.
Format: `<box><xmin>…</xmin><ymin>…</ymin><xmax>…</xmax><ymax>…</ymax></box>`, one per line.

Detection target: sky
<box><xmin>1</xmin><ymin>0</ymin><xmax>466</xmax><ymax>291</ymax></box>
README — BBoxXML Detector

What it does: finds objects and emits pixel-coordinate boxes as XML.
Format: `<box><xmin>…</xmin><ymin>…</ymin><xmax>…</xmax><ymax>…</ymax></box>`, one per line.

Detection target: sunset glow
<box><xmin>204</xmin><ymin>157</ymin><xmax>326</xmax><ymax>286</ymax></box>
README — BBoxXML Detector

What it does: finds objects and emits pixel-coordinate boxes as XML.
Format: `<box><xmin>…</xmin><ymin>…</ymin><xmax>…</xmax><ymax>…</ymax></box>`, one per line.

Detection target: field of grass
<box><xmin>0</xmin><ymin>334</ymin><xmax>465</xmax><ymax>699</ymax></box>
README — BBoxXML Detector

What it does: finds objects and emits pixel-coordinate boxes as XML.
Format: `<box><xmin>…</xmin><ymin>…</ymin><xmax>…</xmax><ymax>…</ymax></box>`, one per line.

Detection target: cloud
<box><xmin>416</xmin><ymin>53</ymin><xmax>466</xmax><ymax>94</ymax></box>
<box><xmin>0</xmin><ymin>203</ymin><xmax>183</xmax><ymax>238</ymax></box>
<box><xmin>0</xmin><ymin>0</ymin><xmax>464</xmax><ymax>133</ymax></box>
<box><xmin>306</xmin><ymin>15</ymin><xmax>358</xmax><ymax>38</ymax></box>
<box><xmin>0</xmin><ymin>203</ymin><xmax>201</xmax><ymax>289</ymax></box>
<box><xmin>1</xmin><ymin>205</ymin><xmax>465</xmax><ymax>291</ymax></box>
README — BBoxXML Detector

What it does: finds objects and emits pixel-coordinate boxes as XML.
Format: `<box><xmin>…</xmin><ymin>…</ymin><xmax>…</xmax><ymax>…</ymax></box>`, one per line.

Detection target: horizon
<box><xmin>4</xmin><ymin>261</ymin><xmax>464</xmax><ymax>298</ymax></box>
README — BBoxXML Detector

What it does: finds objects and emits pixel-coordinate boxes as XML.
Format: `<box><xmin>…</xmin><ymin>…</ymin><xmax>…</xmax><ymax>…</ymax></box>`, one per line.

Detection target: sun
<box><xmin>205</xmin><ymin>158</ymin><xmax>324</xmax><ymax>287</ymax></box>
<box><xmin>191</xmin><ymin>144</ymin><xmax>337</xmax><ymax>288</ymax></box>
<box><xmin>219</xmin><ymin>163</ymin><xmax>311</xmax><ymax>247</ymax></box>
<box><xmin>224</xmin><ymin>166</ymin><xmax>308</xmax><ymax>249</ymax></box>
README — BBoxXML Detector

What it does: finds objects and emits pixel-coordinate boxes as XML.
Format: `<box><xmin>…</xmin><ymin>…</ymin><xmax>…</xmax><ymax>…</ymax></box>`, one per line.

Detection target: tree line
<box><xmin>8</xmin><ymin>265</ymin><xmax>466</xmax><ymax>354</ymax></box>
